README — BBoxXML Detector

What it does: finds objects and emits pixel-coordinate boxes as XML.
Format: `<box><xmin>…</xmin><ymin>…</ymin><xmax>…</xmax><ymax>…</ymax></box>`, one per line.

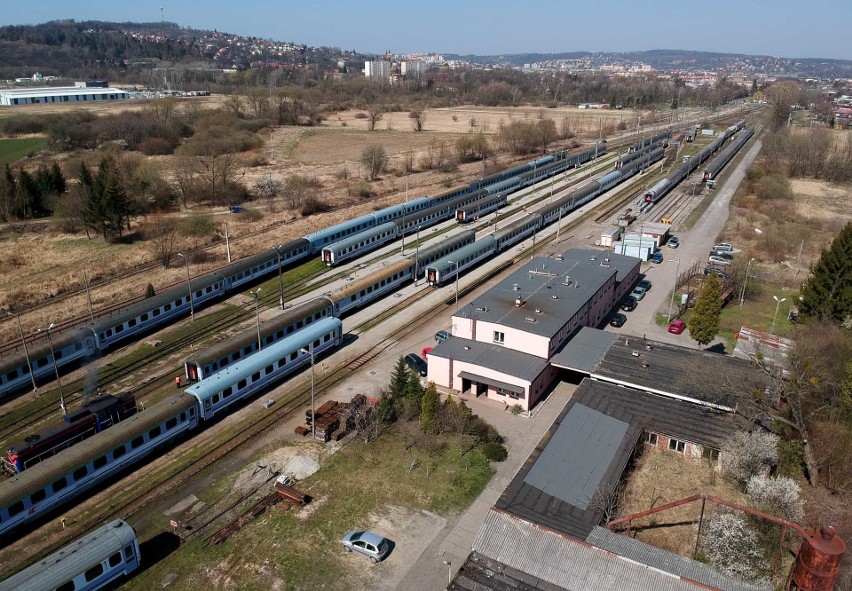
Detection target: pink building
<box><xmin>427</xmin><ymin>249</ymin><xmax>640</xmax><ymax>410</ymax></box>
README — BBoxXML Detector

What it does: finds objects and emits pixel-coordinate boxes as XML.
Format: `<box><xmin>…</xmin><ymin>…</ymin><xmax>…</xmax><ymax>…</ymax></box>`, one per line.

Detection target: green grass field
<box><xmin>0</xmin><ymin>137</ymin><xmax>46</xmax><ymax>167</ymax></box>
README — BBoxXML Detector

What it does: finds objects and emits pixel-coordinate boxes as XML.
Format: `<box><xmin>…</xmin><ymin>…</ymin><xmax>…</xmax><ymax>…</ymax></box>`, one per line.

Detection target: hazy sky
<box><xmin>4</xmin><ymin>0</ymin><xmax>849</xmax><ymax>60</ymax></box>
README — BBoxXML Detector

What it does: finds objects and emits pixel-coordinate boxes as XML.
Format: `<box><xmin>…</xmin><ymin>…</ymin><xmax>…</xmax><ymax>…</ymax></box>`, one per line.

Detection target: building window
<box><xmin>646</xmin><ymin>432</ymin><xmax>658</xmax><ymax>446</ymax></box>
<box><xmin>702</xmin><ymin>447</ymin><xmax>720</xmax><ymax>462</ymax></box>
<box><xmin>668</xmin><ymin>438</ymin><xmax>686</xmax><ymax>454</ymax></box>
<box><xmin>493</xmin><ymin>331</ymin><xmax>505</xmax><ymax>344</ymax></box>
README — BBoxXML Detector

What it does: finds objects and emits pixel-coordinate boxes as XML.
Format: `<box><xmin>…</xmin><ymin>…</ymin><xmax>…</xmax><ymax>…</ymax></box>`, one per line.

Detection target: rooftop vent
<box><xmin>525</xmin><ymin>317</ymin><xmax>537</xmax><ymax>323</ymax></box>
<box><xmin>476</xmin><ymin>306</ymin><xmax>488</xmax><ymax>312</ymax></box>
<box><xmin>464</xmin><ymin>346</ymin><xmax>471</xmax><ymax>350</ymax></box>
<box><xmin>589</xmin><ymin>256</ymin><xmax>596</xmax><ymax>261</ymax></box>
<box><xmin>515</xmin><ymin>297</ymin><xmax>524</xmax><ymax>307</ymax></box>
<box><xmin>552</xmin><ymin>295</ymin><xmax>559</xmax><ymax>300</ymax></box>
<box><xmin>535</xmin><ymin>308</ymin><xmax>542</xmax><ymax>314</ymax></box>
<box><xmin>555</xmin><ymin>255</ymin><xmax>564</xmax><ymax>261</ymax></box>
<box><xmin>513</xmin><ymin>284</ymin><xmax>520</xmax><ymax>291</ymax></box>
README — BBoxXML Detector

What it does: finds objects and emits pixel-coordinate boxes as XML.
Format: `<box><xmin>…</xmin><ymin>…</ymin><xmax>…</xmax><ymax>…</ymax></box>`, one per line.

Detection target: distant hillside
<box><xmin>445</xmin><ymin>49</ymin><xmax>852</xmax><ymax>78</ymax></box>
<box><xmin>0</xmin><ymin>20</ymin><xmax>358</xmax><ymax>81</ymax></box>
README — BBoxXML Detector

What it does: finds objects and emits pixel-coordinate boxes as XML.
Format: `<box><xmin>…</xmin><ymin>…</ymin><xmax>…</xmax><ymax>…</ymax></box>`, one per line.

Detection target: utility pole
<box><xmin>224</xmin><ymin>222</ymin><xmax>232</xmax><ymax>262</ymax></box>
<box><xmin>400</xmin><ymin>179</ymin><xmax>408</xmax><ymax>253</ymax></box>
<box><xmin>82</xmin><ymin>269</ymin><xmax>94</xmax><ymax>323</ymax></box>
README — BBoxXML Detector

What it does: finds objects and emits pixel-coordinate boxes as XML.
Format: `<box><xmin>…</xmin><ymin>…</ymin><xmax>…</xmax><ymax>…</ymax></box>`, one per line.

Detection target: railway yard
<box><xmin>0</xmin><ymin>103</ymin><xmax>765</xmax><ymax>590</ymax></box>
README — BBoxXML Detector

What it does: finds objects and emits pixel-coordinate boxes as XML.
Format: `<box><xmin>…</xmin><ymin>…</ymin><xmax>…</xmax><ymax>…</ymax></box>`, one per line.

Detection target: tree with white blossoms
<box><xmin>721</xmin><ymin>431</ymin><xmax>779</xmax><ymax>485</ymax></box>
<box><xmin>701</xmin><ymin>511</ymin><xmax>765</xmax><ymax>582</ymax></box>
<box><xmin>746</xmin><ymin>475</ymin><xmax>804</xmax><ymax>522</ymax></box>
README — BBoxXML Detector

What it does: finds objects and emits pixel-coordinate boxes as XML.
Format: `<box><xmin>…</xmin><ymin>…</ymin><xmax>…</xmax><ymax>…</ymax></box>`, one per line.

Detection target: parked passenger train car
<box><xmin>184</xmin><ymin>297</ymin><xmax>334</xmax><ymax>382</ymax></box>
<box><xmin>703</xmin><ymin>128</ymin><xmax>754</xmax><ymax>181</ymax></box>
<box><xmin>0</xmin><ymin>519</ymin><xmax>141</xmax><ymax>591</ymax></box>
<box><xmin>0</xmin><ymin>319</ymin><xmax>343</xmax><ymax>538</ymax></box>
<box><xmin>3</xmin><ymin>393</ymin><xmax>137</xmax><ymax>475</ymax></box>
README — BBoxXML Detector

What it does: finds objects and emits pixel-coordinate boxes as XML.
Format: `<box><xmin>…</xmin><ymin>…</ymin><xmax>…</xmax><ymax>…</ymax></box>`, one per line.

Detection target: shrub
<box><xmin>180</xmin><ymin>214</ymin><xmax>217</xmax><ymax>237</ymax></box>
<box><xmin>139</xmin><ymin>137</ymin><xmax>176</xmax><ymax>156</ymax></box>
<box><xmin>755</xmin><ymin>174</ymin><xmax>793</xmax><ymax>200</ymax></box>
<box><xmin>746</xmin><ymin>475</ymin><xmax>804</xmax><ymax>521</ymax></box>
<box><xmin>301</xmin><ymin>195</ymin><xmax>332</xmax><ymax>216</ymax></box>
<box><xmin>354</xmin><ymin>112</ymin><xmax>368</xmax><ymax>119</ymax></box>
<box><xmin>721</xmin><ymin>431</ymin><xmax>779</xmax><ymax>485</ymax></box>
<box><xmin>480</xmin><ymin>442</ymin><xmax>508</xmax><ymax>462</ymax></box>
<box><xmin>701</xmin><ymin>511</ymin><xmax>764</xmax><ymax>581</ymax></box>
<box><xmin>510</xmin><ymin>404</ymin><xmax>523</xmax><ymax>415</ymax></box>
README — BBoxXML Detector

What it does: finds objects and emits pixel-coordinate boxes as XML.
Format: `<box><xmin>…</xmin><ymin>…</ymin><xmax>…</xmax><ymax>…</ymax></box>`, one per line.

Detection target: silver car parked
<box><xmin>342</xmin><ymin>530</ymin><xmax>391</xmax><ymax>563</ymax></box>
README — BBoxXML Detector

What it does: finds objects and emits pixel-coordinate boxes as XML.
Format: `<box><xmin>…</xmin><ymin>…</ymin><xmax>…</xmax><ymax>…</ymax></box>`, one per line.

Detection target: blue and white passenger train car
<box><xmin>0</xmin><ymin>519</ymin><xmax>141</xmax><ymax>591</ymax></box>
<box><xmin>185</xmin><ymin>317</ymin><xmax>342</xmax><ymax>421</ymax></box>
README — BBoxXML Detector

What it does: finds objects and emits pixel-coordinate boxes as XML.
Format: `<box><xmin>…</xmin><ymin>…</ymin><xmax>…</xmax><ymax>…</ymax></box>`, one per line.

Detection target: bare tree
<box><xmin>409</xmin><ymin>107</ymin><xmax>426</xmax><ymax>132</ymax></box>
<box><xmin>144</xmin><ymin>216</ymin><xmax>179</xmax><ymax>268</ymax></box>
<box><xmin>172</xmin><ymin>156</ymin><xmax>198</xmax><ymax>208</ymax></box>
<box><xmin>254</xmin><ymin>176</ymin><xmax>283</xmax><ymax>202</ymax></box>
<box><xmin>537</xmin><ymin>119</ymin><xmax>558</xmax><ymax>152</ymax></box>
<box><xmin>360</xmin><ymin>145</ymin><xmax>389</xmax><ymax>181</ymax></box>
<box><xmin>245</xmin><ymin>89</ymin><xmax>270</xmax><ymax>119</ymax></box>
<box><xmin>367</xmin><ymin>105</ymin><xmax>384</xmax><ymax>131</ymax></box>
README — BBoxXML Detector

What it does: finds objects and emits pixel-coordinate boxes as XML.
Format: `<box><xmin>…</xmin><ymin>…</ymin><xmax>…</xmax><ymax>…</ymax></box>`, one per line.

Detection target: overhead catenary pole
<box><xmin>667</xmin><ymin>259</ymin><xmax>681</xmax><ymax>322</ymax></box>
<box><xmin>82</xmin><ymin>270</ymin><xmax>94</xmax><ymax>323</ymax></box>
<box><xmin>251</xmin><ymin>288</ymin><xmax>262</xmax><ymax>351</ymax></box>
<box><xmin>739</xmin><ymin>257</ymin><xmax>755</xmax><ymax>306</ymax></box>
<box><xmin>6</xmin><ymin>310</ymin><xmax>37</xmax><ymax>396</ymax></box>
<box><xmin>277</xmin><ymin>246</ymin><xmax>285</xmax><ymax>310</ymax></box>
<box><xmin>400</xmin><ymin>179</ymin><xmax>408</xmax><ymax>253</ymax></box>
<box><xmin>42</xmin><ymin>323</ymin><xmax>66</xmax><ymax>417</ymax></box>
<box><xmin>176</xmin><ymin>253</ymin><xmax>194</xmax><ymax>321</ymax></box>
<box><xmin>224</xmin><ymin>222</ymin><xmax>232</xmax><ymax>262</ymax></box>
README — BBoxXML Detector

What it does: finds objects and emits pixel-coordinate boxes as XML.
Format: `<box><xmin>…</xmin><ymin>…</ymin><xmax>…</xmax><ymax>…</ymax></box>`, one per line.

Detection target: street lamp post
<box><xmin>6</xmin><ymin>310</ymin><xmax>37</xmax><ymax>396</ymax></box>
<box><xmin>251</xmin><ymin>288</ymin><xmax>262</xmax><ymax>351</ymax></box>
<box><xmin>41</xmin><ymin>323</ymin><xmax>66</xmax><ymax>416</ymax></box>
<box><xmin>413</xmin><ymin>226</ymin><xmax>421</xmax><ymax>286</ymax></box>
<box><xmin>447</xmin><ymin>260</ymin><xmax>459</xmax><ymax>310</ymax></box>
<box><xmin>443</xmin><ymin>560</ymin><xmax>452</xmax><ymax>585</ymax></box>
<box><xmin>739</xmin><ymin>258</ymin><xmax>755</xmax><ymax>306</ymax></box>
<box><xmin>300</xmin><ymin>347</ymin><xmax>316</xmax><ymax>439</ymax></box>
<box><xmin>772</xmin><ymin>295</ymin><xmax>787</xmax><ymax>333</ymax></box>
<box><xmin>667</xmin><ymin>259</ymin><xmax>681</xmax><ymax>323</ymax></box>
<box><xmin>176</xmin><ymin>253</ymin><xmax>194</xmax><ymax>321</ymax></box>
<box><xmin>276</xmin><ymin>246</ymin><xmax>285</xmax><ymax>310</ymax></box>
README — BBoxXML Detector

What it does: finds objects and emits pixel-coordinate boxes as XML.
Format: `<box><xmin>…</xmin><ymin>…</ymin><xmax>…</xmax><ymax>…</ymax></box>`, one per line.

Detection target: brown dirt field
<box><xmin>617</xmin><ymin>449</ymin><xmax>746</xmax><ymax>556</ymax></box>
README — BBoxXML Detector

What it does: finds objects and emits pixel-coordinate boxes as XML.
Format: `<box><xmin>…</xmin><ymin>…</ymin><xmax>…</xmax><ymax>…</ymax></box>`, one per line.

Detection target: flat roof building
<box><xmin>427</xmin><ymin>249</ymin><xmax>639</xmax><ymax>409</ymax></box>
<box><xmin>0</xmin><ymin>86</ymin><xmax>128</xmax><ymax>107</ymax></box>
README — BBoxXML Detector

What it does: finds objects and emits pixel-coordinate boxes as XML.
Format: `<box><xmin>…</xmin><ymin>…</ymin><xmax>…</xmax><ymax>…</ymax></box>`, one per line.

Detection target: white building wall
<box><xmin>427</xmin><ymin>355</ymin><xmax>543</xmax><ymax>410</ymax></box>
<box><xmin>364</xmin><ymin>60</ymin><xmax>390</xmax><ymax>79</ymax></box>
<box><xmin>451</xmin><ymin>317</ymin><xmax>551</xmax><ymax>359</ymax></box>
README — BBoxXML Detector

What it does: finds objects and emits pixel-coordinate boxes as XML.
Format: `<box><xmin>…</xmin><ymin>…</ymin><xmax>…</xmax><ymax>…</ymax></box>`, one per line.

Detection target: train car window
<box><xmin>84</xmin><ymin>563</ymin><xmax>104</xmax><ymax>581</ymax></box>
<box><xmin>56</xmin><ymin>581</ymin><xmax>75</xmax><ymax>591</ymax></box>
<box><xmin>128</xmin><ymin>319</ymin><xmax>136</xmax><ymax>328</ymax></box>
<box><xmin>73</xmin><ymin>466</ymin><xmax>88</xmax><ymax>481</ymax></box>
<box><xmin>166</xmin><ymin>417</ymin><xmax>177</xmax><ymax>430</ymax></box>
<box><xmin>6</xmin><ymin>371</ymin><xmax>16</xmax><ymax>381</ymax></box>
<box><xmin>153</xmin><ymin>309</ymin><xmax>161</xmax><ymax>317</ymax></box>
<box><xmin>30</xmin><ymin>489</ymin><xmax>46</xmax><ymax>504</ymax></box>
<box><xmin>243</xmin><ymin>346</ymin><xmax>252</xmax><ymax>356</ymax></box>
<box><xmin>149</xmin><ymin>426</ymin><xmax>161</xmax><ymax>438</ymax></box>
<box><xmin>287</xmin><ymin>326</ymin><xmax>294</xmax><ymax>334</ymax></box>
<box><xmin>276</xmin><ymin>330</ymin><xmax>284</xmax><ymax>339</ymax></box>
<box><xmin>206</xmin><ymin>286</ymin><xmax>212</xmax><ymax>293</ymax></box>
<box><xmin>141</xmin><ymin>314</ymin><xmax>148</xmax><ymax>322</ymax></box>
<box><xmin>8</xmin><ymin>500</ymin><xmax>25</xmax><ymax>516</ymax></box>
<box><xmin>94</xmin><ymin>455</ymin><xmax>107</xmax><ymax>469</ymax></box>
<box><xmin>195</xmin><ymin>290</ymin><xmax>202</xmax><ymax>298</ymax></box>
<box><xmin>324</xmin><ymin>334</ymin><xmax>330</xmax><ymax>342</ymax></box>
<box><xmin>313</xmin><ymin>339</ymin><xmax>320</xmax><ymax>348</ymax></box>
<box><xmin>180</xmin><ymin>412</ymin><xmax>187</xmax><ymax>422</ymax></box>
<box><xmin>296</xmin><ymin>320</ymin><xmax>303</xmax><ymax>329</ymax></box>
<box><xmin>306</xmin><ymin>316</ymin><xmax>312</xmax><ymax>325</ymax></box>
<box><xmin>290</xmin><ymin>352</ymin><xmax>297</xmax><ymax>362</ymax></box>
<box><xmin>212</xmin><ymin>394</ymin><xmax>220</xmax><ymax>405</ymax></box>
<box><xmin>112</xmin><ymin>445</ymin><xmax>126</xmax><ymax>459</ymax></box>
<box><xmin>37</xmin><ymin>357</ymin><xmax>49</xmax><ymax>368</ymax></box>
<box><xmin>115</xmin><ymin>324</ymin><xmax>124</xmax><ymax>333</ymax></box>
<box><xmin>125</xmin><ymin>546</ymin><xmax>134</xmax><ymax>559</ymax></box>
<box><xmin>264</xmin><ymin>336</ymin><xmax>272</xmax><ymax>346</ymax></box>
<box><xmin>218</xmin><ymin>358</ymin><xmax>227</xmax><ymax>367</ymax></box>
<box><xmin>109</xmin><ymin>551</ymin><xmax>122</xmax><ymax>567</ymax></box>
<box><xmin>251</xmin><ymin>372</ymin><xmax>260</xmax><ymax>382</ymax></box>
<box><xmin>233</xmin><ymin>351</ymin><xmax>241</xmax><ymax>361</ymax></box>
<box><xmin>164</xmin><ymin>304</ymin><xmax>171</xmax><ymax>312</ymax></box>
<box><xmin>189</xmin><ymin>408</ymin><xmax>196</xmax><ymax>417</ymax></box>
<box><xmin>223</xmin><ymin>387</ymin><xmax>233</xmax><ymax>398</ymax></box>
<box><xmin>238</xmin><ymin>379</ymin><xmax>247</xmax><ymax>390</ymax></box>
<box><xmin>52</xmin><ymin>477</ymin><xmax>68</xmax><ymax>492</ymax></box>
<box><xmin>75</xmin><ymin>342</ymin><xmax>83</xmax><ymax>352</ymax></box>
<box><xmin>131</xmin><ymin>436</ymin><xmax>144</xmax><ymax>449</ymax></box>
<box><xmin>265</xmin><ymin>365</ymin><xmax>273</xmax><ymax>375</ymax></box>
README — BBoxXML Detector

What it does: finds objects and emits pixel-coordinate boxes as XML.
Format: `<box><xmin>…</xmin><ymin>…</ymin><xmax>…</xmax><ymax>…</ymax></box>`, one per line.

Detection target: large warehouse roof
<box><xmin>0</xmin><ymin>86</ymin><xmax>128</xmax><ymax>106</ymax></box>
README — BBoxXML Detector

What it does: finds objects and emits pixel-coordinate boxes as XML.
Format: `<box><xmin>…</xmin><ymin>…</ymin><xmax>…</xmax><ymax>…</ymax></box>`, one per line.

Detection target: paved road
<box><xmin>607</xmin><ymin>137</ymin><xmax>763</xmax><ymax>350</ymax></box>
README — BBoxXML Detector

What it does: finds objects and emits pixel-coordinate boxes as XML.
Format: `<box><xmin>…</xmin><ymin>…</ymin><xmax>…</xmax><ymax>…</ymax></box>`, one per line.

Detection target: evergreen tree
<box><xmin>376</xmin><ymin>390</ymin><xmax>397</xmax><ymax>425</ymax></box>
<box><xmin>0</xmin><ymin>165</ymin><xmax>16</xmax><ymax>222</ymax></box>
<box><xmin>389</xmin><ymin>357</ymin><xmax>410</xmax><ymax>397</ymax></box>
<box><xmin>16</xmin><ymin>169</ymin><xmax>42</xmax><ymax>218</ymax></box>
<box><xmin>800</xmin><ymin>223</ymin><xmax>852</xmax><ymax>324</ymax></box>
<box><xmin>49</xmin><ymin>162</ymin><xmax>66</xmax><ymax>195</ymax></box>
<box><xmin>35</xmin><ymin>165</ymin><xmax>53</xmax><ymax>197</ymax></box>
<box><xmin>688</xmin><ymin>273</ymin><xmax>722</xmax><ymax>347</ymax></box>
<box><xmin>80</xmin><ymin>161</ymin><xmax>110</xmax><ymax>241</ymax></box>
<box><xmin>81</xmin><ymin>158</ymin><xmax>130</xmax><ymax>242</ymax></box>
<box><xmin>102</xmin><ymin>166</ymin><xmax>130</xmax><ymax>238</ymax></box>
<box><xmin>420</xmin><ymin>382</ymin><xmax>440</xmax><ymax>434</ymax></box>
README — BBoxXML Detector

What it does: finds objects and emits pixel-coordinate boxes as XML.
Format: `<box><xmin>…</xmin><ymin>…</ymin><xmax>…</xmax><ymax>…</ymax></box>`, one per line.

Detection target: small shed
<box><xmin>600</xmin><ymin>226</ymin><xmax>621</xmax><ymax>247</ymax></box>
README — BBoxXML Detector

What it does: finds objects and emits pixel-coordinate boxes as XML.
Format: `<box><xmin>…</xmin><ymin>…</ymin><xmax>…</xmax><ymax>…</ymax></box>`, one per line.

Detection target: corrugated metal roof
<box><xmin>0</xmin><ymin>520</ymin><xmax>136</xmax><ymax>591</ymax></box>
<box><xmin>470</xmin><ymin>509</ymin><xmax>715</xmax><ymax>591</ymax></box>
<box><xmin>523</xmin><ymin>404</ymin><xmax>629</xmax><ymax>510</ymax></box>
<box><xmin>428</xmin><ymin>337</ymin><xmax>549</xmax><ymax>381</ymax></box>
<box><xmin>586</xmin><ymin>528</ymin><xmax>771</xmax><ymax>591</ymax></box>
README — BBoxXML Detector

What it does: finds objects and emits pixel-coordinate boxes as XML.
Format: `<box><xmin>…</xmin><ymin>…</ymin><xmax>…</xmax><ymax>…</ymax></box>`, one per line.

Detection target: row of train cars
<box><xmin>0</xmin><ymin>121</ymin><xmax>754</xmax><ymax>589</ymax></box>
<box><xmin>0</xmin><ymin>139</ymin><xmax>622</xmax><ymax>401</ymax></box>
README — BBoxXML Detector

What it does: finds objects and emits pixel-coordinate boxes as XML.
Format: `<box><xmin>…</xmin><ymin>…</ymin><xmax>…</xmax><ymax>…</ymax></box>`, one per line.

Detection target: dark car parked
<box><xmin>609</xmin><ymin>312</ymin><xmax>627</xmax><ymax>327</ymax></box>
<box><xmin>620</xmin><ymin>296</ymin><xmax>637</xmax><ymax>311</ymax></box>
<box><xmin>405</xmin><ymin>353</ymin><xmax>427</xmax><ymax>376</ymax></box>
